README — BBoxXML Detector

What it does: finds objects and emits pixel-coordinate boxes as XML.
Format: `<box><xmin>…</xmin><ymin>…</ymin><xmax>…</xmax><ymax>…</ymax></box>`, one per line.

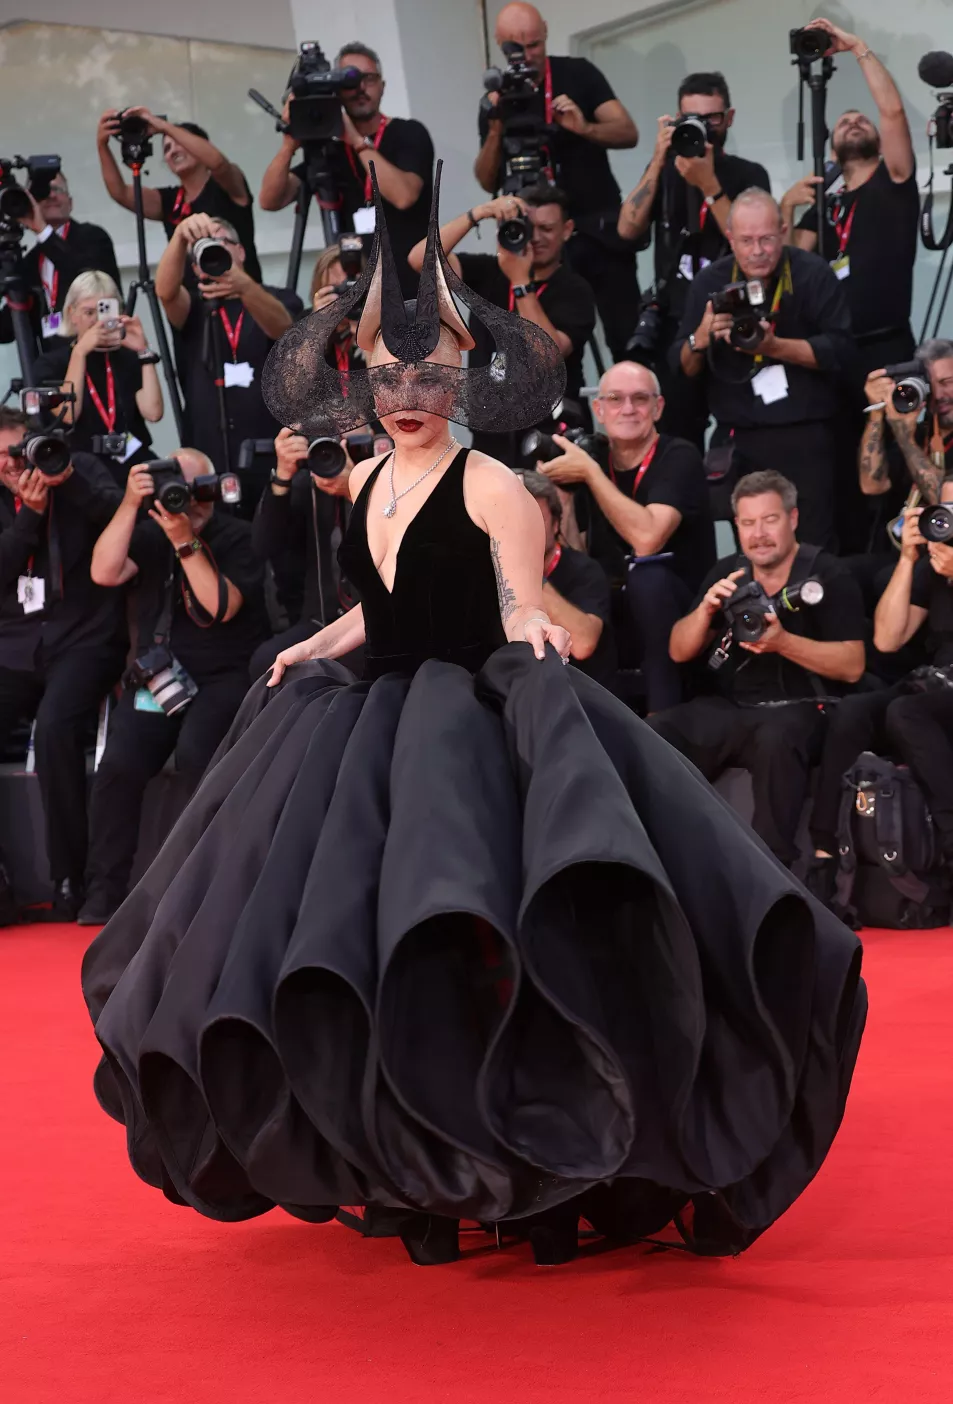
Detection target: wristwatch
<box><xmin>688</xmin><ymin>332</ymin><xmax>704</xmax><ymax>355</ymax></box>
<box><xmin>174</xmin><ymin>538</ymin><xmax>203</xmax><ymax>560</ymax></box>
<box><xmin>270</xmin><ymin>465</ymin><xmax>295</xmax><ymax>487</ymax></box>
<box><xmin>511</xmin><ymin>282</ymin><xmax>535</xmax><ymax>300</ymax></box>
<box><xmin>704</xmin><ymin>189</ymin><xmax>726</xmax><ymax>208</ymax></box>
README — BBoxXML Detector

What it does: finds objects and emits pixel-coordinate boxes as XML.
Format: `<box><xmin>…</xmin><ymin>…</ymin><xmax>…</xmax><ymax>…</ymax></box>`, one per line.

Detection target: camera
<box><xmin>716</xmin><ymin>576</ymin><xmax>825</xmax><ymax>653</ymax></box>
<box><xmin>626</xmin><ymin>295</ymin><xmax>665</xmax><ymax>363</ymax></box>
<box><xmin>789</xmin><ymin>27</ymin><xmax>831</xmax><ymax>63</ymax></box>
<box><xmin>482</xmin><ymin>41</ymin><xmax>553</xmax><ymax>194</ymax></box>
<box><xmin>92</xmin><ymin>433</ymin><xmax>130</xmax><ymax>458</ymax></box>
<box><xmin>147</xmin><ymin>457</ymin><xmax>242</xmax><ymax>513</ymax></box>
<box><xmin>332</xmin><ymin>233</ymin><xmax>364</xmax><ymax>293</ymax></box>
<box><xmin>286</xmin><ymin>41</ymin><xmax>361</xmax><ymax>144</ymax></box>
<box><xmin>191</xmin><ymin>237</ymin><xmax>232</xmax><ymax>279</ymax></box>
<box><xmin>521</xmin><ymin>400</ymin><xmax>597</xmax><ymax>464</ymax></box>
<box><xmin>883</xmin><ymin>359</ymin><xmax>931</xmax><ymax>415</ymax></box>
<box><xmin>498</xmin><ymin>210</ymin><xmax>533</xmax><ymax>255</ymax></box>
<box><xmin>0</xmin><ymin>155</ymin><xmax>62</xmax><ymax>222</ymax></box>
<box><xmin>128</xmin><ymin>645</ymin><xmax>198</xmax><ymax>716</ymax></box>
<box><xmin>918</xmin><ymin>52</ymin><xmax>953</xmax><ymax>148</ymax></box>
<box><xmin>711</xmin><ymin>279</ymin><xmax>767</xmax><ymax>351</ymax></box>
<box><xmin>670</xmin><ymin>114</ymin><xmax>714</xmax><ymax>160</ymax></box>
<box><xmin>919</xmin><ymin>503</ymin><xmax>953</xmax><ymax>544</ymax></box>
<box><xmin>9</xmin><ymin>386</ymin><xmax>73</xmax><ymax>477</ymax></box>
<box><xmin>114</xmin><ymin>110</ymin><xmax>164</xmax><ymax>168</ymax></box>
<box><xmin>304</xmin><ymin>430</ymin><xmax>381</xmax><ymax>479</ymax></box>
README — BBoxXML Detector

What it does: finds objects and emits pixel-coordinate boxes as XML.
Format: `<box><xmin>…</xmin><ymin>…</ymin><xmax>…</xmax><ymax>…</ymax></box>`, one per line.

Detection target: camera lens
<box><xmin>498</xmin><ymin>215</ymin><xmax>532</xmax><ymax>254</ymax></box>
<box><xmin>192</xmin><ymin>238</ymin><xmax>232</xmax><ymax>279</ymax></box>
<box><xmin>520</xmin><ymin>429</ymin><xmax>559</xmax><ymax>462</ymax></box>
<box><xmin>670</xmin><ymin>116</ymin><xmax>708</xmax><ymax>159</ymax></box>
<box><xmin>738</xmin><ymin>609</ymin><xmax>765</xmax><ymax>642</ymax></box>
<box><xmin>730</xmin><ymin>315</ymin><xmax>765</xmax><ymax>352</ymax></box>
<box><xmin>922</xmin><ymin>505</ymin><xmax>953</xmax><ymax>543</ymax></box>
<box><xmin>157</xmin><ymin>479</ymin><xmax>192</xmax><ymax>514</ymax></box>
<box><xmin>307</xmin><ymin>437</ymin><xmax>347</xmax><ymax>478</ymax></box>
<box><xmin>26</xmin><ymin>435</ymin><xmax>70</xmax><ymax>476</ymax></box>
<box><xmin>0</xmin><ymin>183</ymin><xmax>32</xmax><ymax>222</ymax></box>
<box><xmin>792</xmin><ymin>27</ymin><xmax>830</xmax><ymax>61</ymax></box>
<box><xmin>892</xmin><ymin>377</ymin><xmax>930</xmax><ymax>415</ymax></box>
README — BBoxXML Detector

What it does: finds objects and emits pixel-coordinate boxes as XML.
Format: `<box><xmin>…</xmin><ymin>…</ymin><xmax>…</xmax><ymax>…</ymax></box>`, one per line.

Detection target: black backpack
<box><xmin>835</xmin><ymin>752</ymin><xmax>950</xmax><ymax>929</ymax></box>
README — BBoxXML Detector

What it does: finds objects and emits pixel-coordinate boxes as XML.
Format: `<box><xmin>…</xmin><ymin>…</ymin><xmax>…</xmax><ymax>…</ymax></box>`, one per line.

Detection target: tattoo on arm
<box><xmin>860</xmin><ymin>419</ymin><xmax>888</xmax><ymax>484</ymax></box>
<box><xmin>490</xmin><ymin>536</ymin><xmax>518</xmax><ymax>623</ymax></box>
<box><xmin>629</xmin><ymin>180</ymin><xmax>653</xmax><ymax>212</ymax></box>
<box><xmin>895</xmin><ymin>425</ymin><xmax>943</xmax><ymax>503</ymax></box>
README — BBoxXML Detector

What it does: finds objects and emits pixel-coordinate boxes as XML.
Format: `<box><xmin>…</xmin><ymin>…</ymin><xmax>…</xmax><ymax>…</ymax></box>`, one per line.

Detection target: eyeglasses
<box><xmin>598</xmin><ymin>392</ymin><xmax>657</xmax><ymax>408</ymax></box>
<box><xmin>731</xmin><ymin>234</ymin><xmax>782</xmax><ymax>251</ymax></box>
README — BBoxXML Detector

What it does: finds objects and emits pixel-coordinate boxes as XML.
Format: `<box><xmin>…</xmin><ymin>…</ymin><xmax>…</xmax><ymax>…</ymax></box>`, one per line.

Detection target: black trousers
<box><xmin>565</xmin><ymin>229</ymin><xmax>641</xmax><ymax>364</ymax></box>
<box><xmin>622</xmin><ymin>562</ymin><xmax>693</xmax><ymax>713</ymax></box>
<box><xmin>85</xmin><ymin>672</ymin><xmax>249</xmax><ymax>901</ymax></box>
<box><xmin>0</xmin><ymin>646</ymin><xmax>124</xmax><ymax>885</ymax></box>
<box><xmin>731</xmin><ymin>420</ymin><xmax>838</xmax><ymax>552</ymax></box>
<box><xmin>649</xmin><ymin>695</ymin><xmax>826</xmax><ymax>865</ymax></box>
<box><xmin>811</xmin><ymin>683</ymin><xmax>953</xmax><ymax>856</ymax></box>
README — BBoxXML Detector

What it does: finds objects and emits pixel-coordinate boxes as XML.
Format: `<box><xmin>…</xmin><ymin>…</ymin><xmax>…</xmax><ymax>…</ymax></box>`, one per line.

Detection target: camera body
<box><xmin>789</xmin><ymin>27</ymin><xmax>831</xmax><ymax>63</ymax></box>
<box><xmin>670</xmin><ymin>114</ymin><xmax>714</xmax><ymax>160</ymax></box>
<box><xmin>10</xmin><ymin>386</ymin><xmax>74</xmax><ymax>477</ymax></box>
<box><xmin>935</xmin><ymin>94</ymin><xmax>953</xmax><ymax>148</ymax></box>
<box><xmin>114</xmin><ymin>111</ymin><xmax>165</xmax><ymax>168</ymax></box>
<box><xmin>0</xmin><ymin>155</ymin><xmax>62</xmax><ymax>237</ymax></box>
<box><xmin>482</xmin><ymin>42</ymin><xmax>553</xmax><ymax>195</ymax></box>
<box><xmin>883</xmin><ymin>359</ymin><xmax>931</xmax><ymax>415</ymax></box>
<box><xmin>128</xmin><ymin>645</ymin><xmax>198</xmax><ymax>716</ymax></box>
<box><xmin>919</xmin><ymin>503</ymin><xmax>953</xmax><ymax>544</ymax></box>
<box><xmin>287</xmin><ymin>41</ymin><xmax>361</xmax><ymax>144</ymax></box>
<box><xmin>92</xmin><ymin>432</ymin><xmax>130</xmax><ymax>458</ymax></box>
<box><xmin>711</xmin><ymin>279</ymin><xmax>767</xmax><ymax>351</ymax></box>
<box><xmin>147</xmin><ymin>457</ymin><xmax>242</xmax><ymax>514</ymax></box>
<box><xmin>714</xmin><ymin>575</ymin><xmax>825</xmax><ymax>656</ymax></box>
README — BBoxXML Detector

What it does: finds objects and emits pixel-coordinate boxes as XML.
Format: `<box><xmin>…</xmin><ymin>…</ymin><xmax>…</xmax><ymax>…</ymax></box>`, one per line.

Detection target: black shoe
<box><xmin>524</xmin><ymin>1202</ymin><xmax>580</xmax><ymax>1266</ymax></box>
<box><xmin>52</xmin><ymin>878</ymin><xmax>85</xmax><ymax>922</ymax></box>
<box><xmin>398</xmin><ymin>1214</ymin><xmax>460</xmax><ymax>1266</ymax></box>
<box><xmin>76</xmin><ymin>889</ymin><xmax>120</xmax><ymax>927</ymax></box>
<box><xmin>805</xmin><ymin>855</ymin><xmax>837</xmax><ymax>909</ymax></box>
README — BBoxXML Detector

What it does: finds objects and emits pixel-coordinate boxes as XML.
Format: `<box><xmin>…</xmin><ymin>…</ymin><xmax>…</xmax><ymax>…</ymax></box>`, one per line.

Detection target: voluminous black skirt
<box><xmin>82</xmin><ymin>646</ymin><xmax>866</xmax><ymax>1254</ymax></box>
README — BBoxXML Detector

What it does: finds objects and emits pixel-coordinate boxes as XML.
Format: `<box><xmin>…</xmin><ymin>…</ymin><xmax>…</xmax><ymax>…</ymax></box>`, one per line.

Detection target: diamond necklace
<box><xmin>382</xmin><ymin>438</ymin><xmax>457</xmax><ymax>518</ymax></box>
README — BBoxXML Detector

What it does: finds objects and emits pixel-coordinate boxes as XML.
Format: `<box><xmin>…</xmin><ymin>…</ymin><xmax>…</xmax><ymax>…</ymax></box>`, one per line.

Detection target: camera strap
<box><xmin>85</xmin><ymin>354</ymin><xmax>116</xmax><ymax>433</ymax></box>
<box><xmin>153</xmin><ymin>565</ymin><xmax>177</xmax><ymax>648</ymax></box>
<box><xmin>608</xmin><ymin>436</ymin><xmax>659</xmax><ymax>495</ymax></box>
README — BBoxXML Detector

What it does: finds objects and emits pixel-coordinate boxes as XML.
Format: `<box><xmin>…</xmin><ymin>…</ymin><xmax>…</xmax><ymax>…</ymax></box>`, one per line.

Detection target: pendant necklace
<box><xmin>383</xmin><ymin>438</ymin><xmax>457</xmax><ymax>517</ymax></box>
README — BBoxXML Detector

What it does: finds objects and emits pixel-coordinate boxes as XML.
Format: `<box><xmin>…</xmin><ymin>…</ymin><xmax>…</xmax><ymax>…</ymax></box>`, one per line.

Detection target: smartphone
<box><xmin>97</xmin><ymin>297</ymin><xmax>120</xmax><ymax>323</ymax></box>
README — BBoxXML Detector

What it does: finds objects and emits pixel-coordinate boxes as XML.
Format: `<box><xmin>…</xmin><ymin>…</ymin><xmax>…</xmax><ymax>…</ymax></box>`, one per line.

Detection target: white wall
<box><xmin>0</xmin><ymin>0</ymin><xmax>295</xmax><ymax>49</ymax></box>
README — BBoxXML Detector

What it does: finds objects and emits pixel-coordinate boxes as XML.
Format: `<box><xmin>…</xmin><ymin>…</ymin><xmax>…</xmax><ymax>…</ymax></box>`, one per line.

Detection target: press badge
<box><xmin>17</xmin><ymin>575</ymin><xmax>45</xmax><ymax>614</ymax></box>
<box><xmin>41</xmin><ymin>312</ymin><xmax>63</xmax><ymax>339</ymax></box>
<box><xmin>353</xmin><ymin>206</ymin><xmax>376</xmax><ymax>235</ymax></box>
<box><xmin>223</xmin><ymin>361</ymin><xmax>255</xmax><ymax>388</ymax></box>
<box><xmin>121</xmin><ymin>434</ymin><xmax>143</xmax><ymax>461</ymax></box>
<box><xmin>751</xmin><ymin>363</ymin><xmax>789</xmax><ymax>405</ymax></box>
<box><xmin>831</xmin><ymin>253</ymin><xmax>850</xmax><ymax>281</ymax></box>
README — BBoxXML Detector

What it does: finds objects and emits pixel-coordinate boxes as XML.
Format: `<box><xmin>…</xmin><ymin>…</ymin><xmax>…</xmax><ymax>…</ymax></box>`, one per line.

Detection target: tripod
<box><xmin>123</xmin><ymin>164</ymin><xmax>186</xmax><ymax>440</ymax></box>
<box><xmin>919</xmin><ymin>161</ymin><xmax>953</xmax><ymax>340</ymax></box>
<box><xmin>795</xmin><ymin>54</ymin><xmax>835</xmax><ymax>241</ymax></box>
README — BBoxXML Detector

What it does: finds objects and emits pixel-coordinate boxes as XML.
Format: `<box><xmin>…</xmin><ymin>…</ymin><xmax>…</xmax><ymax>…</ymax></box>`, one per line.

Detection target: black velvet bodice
<box><xmin>338</xmin><ymin>447</ymin><xmax>507</xmax><ymax>680</ymax></box>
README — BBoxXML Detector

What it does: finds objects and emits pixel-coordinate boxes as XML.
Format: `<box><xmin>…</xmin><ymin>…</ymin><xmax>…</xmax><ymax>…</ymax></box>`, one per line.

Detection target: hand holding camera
<box><xmin>123</xmin><ymin>463</ymin><xmax>156</xmax><ymax>509</ymax></box>
<box><xmin>900</xmin><ymin>507</ymin><xmax>926</xmax><ymax>560</ymax></box>
<box><xmin>702</xmin><ymin>568</ymin><xmax>746</xmax><ymax>616</ymax></box>
<box><xmin>802</xmin><ymin>18</ymin><xmax>860</xmax><ymax>58</ymax></box>
<box><xmin>497</xmin><ymin>240</ymin><xmax>534</xmax><ymax>286</ymax></box>
<box><xmin>197</xmin><ymin>264</ymin><xmax>250</xmax><ymax>302</ymax></box>
<box><xmin>149</xmin><ymin>496</ymin><xmax>197</xmax><ymax>550</ymax></box>
<box><xmin>535</xmin><ymin>434</ymin><xmax>599</xmax><ymax>486</ymax></box>
<box><xmin>16</xmin><ymin>465</ymin><xmax>71</xmax><ymax>513</ymax></box>
<box><xmin>274</xmin><ymin>427</ymin><xmax>308</xmax><ymax>482</ymax></box>
<box><xmin>674</xmin><ymin>140</ymin><xmax>717</xmax><ymax>192</ymax></box>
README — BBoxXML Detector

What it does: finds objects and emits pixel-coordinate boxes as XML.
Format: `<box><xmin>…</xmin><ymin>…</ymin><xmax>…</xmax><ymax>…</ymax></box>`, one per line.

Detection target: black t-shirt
<box><xmin>878</xmin><ymin>430</ymin><xmax>953</xmax><ymax>532</ymax></box>
<box><xmin>177</xmin><ymin>286</ymin><xmax>303</xmax><ymax>475</ymax></box>
<box><xmin>477</xmin><ymin>56</ymin><xmax>622</xmax><ymax>220</ymax></box>
<box><xmin>652</xmin><ymin>152</ymin><xmax>772</xmax><ymax>320</ymax></box>
<box><xmin>692</xmin><ymin>546</ymin><xmax>867</xmax><ymax>703</ymax></box>
<box><xmin>128</xmin><ymin>511</ymin><xmax>268</xmax><ymax>682</ymax></box>
<box><xmin>158</xmin><ymin>176</ymin><xmax>262</xmax><ymax>284</ymax></box>
<box><xmin>547</xmin><ymin>545</ymin><xmax>617</xmax><ymax>685</ymax></box>
<box><xmin>293</xmin><ymin>118</ymin><xmax>434</xmax><ymax>297</ymax></box>
<box><xmin>797</xmin><ymin>162</ymin><xmax>919</xmax><ymax>338</ymax></box>
<box><xmin>673</xmin><ymin>248</ymin><xmax>854</xmax><ymax>429</ymax></box>
<box><xmin>910</xmin><ymin>556</ymin><xmax>953</xmax><ymax>666</ymax></box>
<box><xmin>576</xmin><ymin>433</ymin><xmax>715</xmax><ymax>592</ymax></box>
<box><xmin>33</xmin><ymin>341</ymin><xmax>152</xmax><ymax>471</ymax></box>
<box><xmin>457</xmin><ymin>253</ymin><xmax>595</xmax><ymax>402</ymax></box>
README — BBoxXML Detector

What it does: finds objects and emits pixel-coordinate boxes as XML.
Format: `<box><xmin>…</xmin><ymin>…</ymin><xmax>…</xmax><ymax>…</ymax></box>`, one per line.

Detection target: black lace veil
<box><xmin>261</xmin><ymin>161</ymin><xmax>566</xmax><ymax>438</ymax></box>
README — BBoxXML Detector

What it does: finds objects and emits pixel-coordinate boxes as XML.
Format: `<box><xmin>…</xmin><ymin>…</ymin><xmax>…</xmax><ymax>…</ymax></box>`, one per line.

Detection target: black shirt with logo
<box><xmin>691</xmin><ymin>546</ymin><xmax>867</xmax><ymax>703</ymax></box>
<box><xmin>33</xmin><ymin>341</ymin><xmax>153</xmax><ymax>476</ymax></box>
<box><xmin>547</xmin><ymin>544</ymin><xmax>616</xmax><ymax>685</ymax></box>
<box><xmin>796</xmin><ymin>161</ymin><xmax>919</xmax><ymax>338</ymax></box>
<box><xmin>158</xmin><ymin>175</ymin><xmax>262</xmax><ymax>284</ymax></box>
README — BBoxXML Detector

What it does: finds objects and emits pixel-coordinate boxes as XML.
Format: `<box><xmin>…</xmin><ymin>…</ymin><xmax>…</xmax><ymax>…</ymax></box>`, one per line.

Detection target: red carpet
<box><xmin>2</xmin><ymin>922</ymin><xmax>952</xmax><ymax>1404</ymax></box>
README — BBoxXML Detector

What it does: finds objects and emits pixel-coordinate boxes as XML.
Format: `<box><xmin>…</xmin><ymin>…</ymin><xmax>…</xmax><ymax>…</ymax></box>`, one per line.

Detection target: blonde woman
<box><xmin>33</xmin><ymin>271</ymin><xmax>163</xmax><ymax>475</ymax></box>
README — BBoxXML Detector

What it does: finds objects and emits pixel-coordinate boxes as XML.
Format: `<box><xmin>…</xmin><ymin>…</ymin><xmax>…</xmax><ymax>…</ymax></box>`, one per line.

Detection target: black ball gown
<box><xmin>82</xmin><ymin>446</ymin><xmax>867</xmax><ymax>1264</ymax></box>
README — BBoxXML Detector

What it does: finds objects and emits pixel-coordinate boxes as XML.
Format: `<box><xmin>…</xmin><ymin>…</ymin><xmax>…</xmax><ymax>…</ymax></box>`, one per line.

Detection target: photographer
<box><xmin>7</xmin><ymin>173</ymin><xmax>120</xmax><ymax>345</ymax></box>
<box><xmin>155</xmin><ymin>213</ymin><xmax>300</xmax><ymax>488</ymax></box>
<box><xmin>674</xmin><ymin>188</ymin><xmax>853</xmax><ymax>551</ymax></box>
<box><xmin>474</xmin><ymin>2</ymin><xmax>639</xmax><ymax>360</ymax></box>
<box><xmin>540</xmin><ymin>360</ymin><xmax>714</xmax><ymax>712</ymax></box>
<box><xmin>617</xmin><ymin>73</ymin><xmax>770</xmax><ymax>446</ymax></box>
<box><xmin>32</xmin><ymin>271</ymin><xmax>163</xmax><ymax>478</ymax></box>
<box><xmin>809</xmin><ymin>495</ymin><xmax>953</xmax><ymax>898</ymax></box>
<box><xmin>0</xmin><ymin>408</ymin><xmax>126</xmax><ymax>918</ymax></box>
<box><xmin>859</xmin><ymin>340</ymin><xmax>953</xmax><ymax>518</ymax></box>
<box><xmin>782</xmin><ymin>18</ymin><xmax>918</xmax><ymax>380</ymax></box>
<box><xmin>651</xmin><ymin>471</ymin><xmax>866</xmax><ymax>867</ymax></box>
<box><xmin>96</xmin><ymin>108</ymin><xmax>262</xmax><ymax>283</ymax></box>
<box><xmin>308</xmin><ymin>242</ymin><xmax>366</xmax><ymax>375</ymax></box>
<box><xmin>259</xmin><ymin>42</ymin><xmax>434</xmax><ymax>298</ymax></box>
<box><xmin>81</xmin><ymin>450</ymin><xmax>268</xmax><ymax>924</ymax></box>
<box><xmin>408</xmin><ymin>185</ymin><xmax>595</xmax><ymax>414</ymax></box>
<box><xmin>519</xmin><ymin>470</ymin><xmax>615</xmax><ymax>686</ymax></box>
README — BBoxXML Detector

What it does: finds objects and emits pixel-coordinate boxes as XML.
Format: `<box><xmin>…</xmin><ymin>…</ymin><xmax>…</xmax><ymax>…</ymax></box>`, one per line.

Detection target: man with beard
<box><xmin>858</xmin><ymin>340</ymin><xmax>953</xmax><ymax>527</ymax></box>
<box><xmin>781</xmin><ymin>16</ymin><xmax>918</xmax><ymax>381</ymax></box>
<box><xmin>650</xmin><ymin>470</ymin><xmax>866</xmax><ymax>868</ymax></box>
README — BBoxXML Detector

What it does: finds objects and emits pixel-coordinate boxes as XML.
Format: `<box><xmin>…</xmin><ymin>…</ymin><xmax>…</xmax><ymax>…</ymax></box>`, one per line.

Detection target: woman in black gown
<box><xmin>82</xmin><ymin>166</ymin><xmax>867</xmax><ymax>1268</ymax></box>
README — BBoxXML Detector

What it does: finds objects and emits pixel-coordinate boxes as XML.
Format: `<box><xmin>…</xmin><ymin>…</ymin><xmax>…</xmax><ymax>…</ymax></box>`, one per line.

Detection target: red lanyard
<box><xmin>218</xmin><ymin>306</ymin><xmax>245</xmax><ymax>361</ymax></box>
<box><xmin>346</xmin><ymin>117</ymin><xmax>390</xmax><ymax>204</ymax></box>
<box><xmin>609</xmin><ymin>436</ymin><xmax>659</xmax><ymax>494</ymax></box>
<box><xmin>170</xmin><ymin>187</ymin><xmax>192</xmax><ymax>224</ymax></box>
<box><xmin>40</xmin><ymin>220</ymin><xmax>69</xmax><ymax>311</ymax></box>
<box><xmin>508</xmin><ymin>280</ymin><xmax>548</xmax><ymax>312</ymax></box>
<box><xmin>85</xmin><ymin>353</ymin><xmax>116</xmax><ymax>433</ymax></box>
<box><xmin>544</xmin><ymin>542</ymin><xmax>562</xmax><ymax>578</ymax></box>
<box><xmin>832</xmin><ymin>199</ymin><xmax>857</xmax><ymax>255</ymax></box>
<box><xmin>543</xmin><ymin>59</ymin><xmax>553</xmax><ymax>123</ymax></box>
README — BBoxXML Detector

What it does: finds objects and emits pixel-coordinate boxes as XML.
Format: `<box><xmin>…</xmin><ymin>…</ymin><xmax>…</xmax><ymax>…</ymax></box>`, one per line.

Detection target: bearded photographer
<box><xmin>540</xmin><ymin>360</ymin><xmax>714</xmax><ymax>712</ymax></box>
<box><xmin>859</xmin><ymin>341</ymin><xmax>953</xmax><ymax>527</ymax></box>
<box><xmin>650</xmin><ymin>471</ymin><xmax>865</xmax><ymax>867</ymax></box>
<box><xmin>808</xmin><ymin>495</ymin><xmax>953</xmax><ymax>903</ymax></box>
<box><xmin>674</xmin><ymin>188</ymin><xmax>853</xmax><ymax>551</ymax></box>
<box><xmin>0</xmin><ymin>407</ymin><xmax>126</xmax><ymax>918</ymax></box>
<box><xmin>475</xmin><ymin>2</ymin><xmax>639</xmax><ymax>360</ymax></box>
<box><xmin>32</xmin><ymin>271</ymin><xmax>163</xmax><ymax>479</ymax></box>
<box><xmin>618</xmin><ymin>72</ymin><xmax>770</xmax><ymax>446</ymax></box>
<box><xmin>259</xmin><ymin>42</ymin><xmax>434</xmax><ymax>299</ymax></box>
<box><xmin>96</xmin><ymin>108</ymin><xmax>262</xmax><ymax>283</ymax></box>
<box><xmin>155</xmin><ymin>213</ymin><xmax>300</xmax><ymax>494</ymax></box>
<box><xmin>80</xmin><ymin>451</ymin><xmax>268</xmax><ymax>925</ymax></box>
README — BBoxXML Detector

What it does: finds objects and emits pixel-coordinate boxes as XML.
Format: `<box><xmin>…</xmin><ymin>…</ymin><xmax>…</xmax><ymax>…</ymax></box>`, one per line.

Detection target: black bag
<box><xmin>835</xmin><ymin>751</ymin><xmax>950</xmax><ymax>929</ymax></box>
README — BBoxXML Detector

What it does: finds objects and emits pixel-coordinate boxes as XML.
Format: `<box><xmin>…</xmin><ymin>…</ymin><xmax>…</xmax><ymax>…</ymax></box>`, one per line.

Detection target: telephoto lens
<box><xmin>670</xmin><ymin>115</ymin><xmax>708</xmax><ymax>159</ymax></box>
<box><xmin>520</xmin><ymin>428</ymin><xmax>559</xmax><ymax>462</ymax></box>
<box><xmin>497</xmin><ymin>213</ymin><xmax>533</xmax><ymax>254</ymax></box>
<box><xmin>306</xmin><ymin>437</ymin><xmax>347</xmax><ymax>478</ymax></box>
<box><xmin>192</xmin><ymin>237</ymin><xmax>232</xmax><ymax>279</ymax></box>
<box><xmin>0</xmin><ymin>181</ymin><xmax>32</xmax><ymax>222</ymax></box>
<box><xmin>919</xmin><ymin>504</ymin><xmax>953</xmax><ymax>544</ymax></box>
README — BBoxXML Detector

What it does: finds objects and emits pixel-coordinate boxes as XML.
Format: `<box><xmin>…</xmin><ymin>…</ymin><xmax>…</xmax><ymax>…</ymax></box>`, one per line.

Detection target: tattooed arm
<box><xmin>890</xmin><ymin>417</ymin><xmax>944</xmax><ymax>505</ymax></box>
<box><xmin>618</xmin><ymin>115</ymin><xmax>673</xmax><ymax>242</ymax></box>
<box><xmin>858</xmin><ymin>410</ymin><xmax>891</xmax><ymax>496</ymax></box>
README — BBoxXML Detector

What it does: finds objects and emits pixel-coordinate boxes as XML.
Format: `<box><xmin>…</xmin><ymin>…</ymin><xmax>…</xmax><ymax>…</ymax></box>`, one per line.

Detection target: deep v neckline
<box><xmin>361</xmin><ymin>448</ymin><xmax>465</xmax><ymax>597</ymax></box>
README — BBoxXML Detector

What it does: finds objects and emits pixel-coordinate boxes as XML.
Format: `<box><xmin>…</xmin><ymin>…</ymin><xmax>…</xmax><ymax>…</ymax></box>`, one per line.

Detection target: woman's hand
<box><xmin>120</xmin><ymin>314</ymin><xmax>148</xmax><ymax>351</ymax></box>
<box><xmin>267</xmin><ymin>629</ymin><xmax>329</xmax><ymax>687</ymax></box>
<box><xmin>76</xmin><ymin>322</ymin><xmax>122</xmax><ymax>355</ymax></box>
<box><xmin>523</xmin><ymin>615</ymin><xmax>572</xmax><ymax>662</ymax></box>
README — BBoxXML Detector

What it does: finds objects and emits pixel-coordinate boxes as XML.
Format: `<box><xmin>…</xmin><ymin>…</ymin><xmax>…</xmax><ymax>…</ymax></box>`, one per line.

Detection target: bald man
<box><xmin>80</xmin><ymin>449</ymin><xmax>269</xmax><ymax>923</ymax></box>
<box><xmin>673</xmin><ymin>188</ymin><xmax>853</xmax><ymax>551</ymax></box>
<box><xmin>540</xmin><ymin>360</ymin><xmax>715</xmax><ymax>711</ymax></box>
<box><xmin>475</xmin><ymin>2</ymin><xmax>641</xmax><ymax>360</ymax></box>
